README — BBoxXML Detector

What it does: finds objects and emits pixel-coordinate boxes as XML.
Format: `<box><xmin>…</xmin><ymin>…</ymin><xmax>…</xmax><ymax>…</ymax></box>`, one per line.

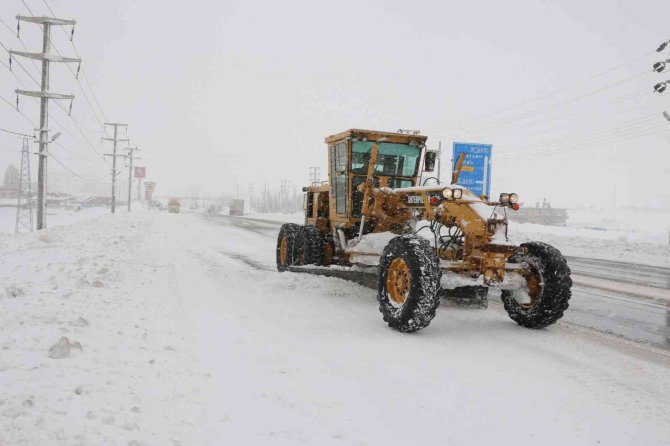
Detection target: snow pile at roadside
<box><xmin>509</xmin><ymin>222</ymin><xmax>670</xmax><ymax>267</ymax></box>
<box><xmin>1</xmin><ymin>206</ymin><xmax>113</xmax><ymax>234</ymax></box>
<box><xmin>0</xmin><ymin>211</ymin><xmax>209</xmax><ymax>445</ymax></box>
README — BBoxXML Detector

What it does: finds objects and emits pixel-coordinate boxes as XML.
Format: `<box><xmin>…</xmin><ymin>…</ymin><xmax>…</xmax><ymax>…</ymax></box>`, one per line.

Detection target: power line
<box><xmin>18</xmin><ymin>0</ymin><xmax>35</xmax><ymax>16</ymax></box>
<box><xmin>38</xmin><ymin>0</ymin><xmax>110</xmax><ymax>125</ymax></box>
<box><xmin>50</xmin><ymin>153</ymin><xmax>109</xmax><ymax>181</ymax></box>
<box><xmin>15</xmin><ymin>12</ymin><xmax>106</xmax><ymax>131</ymax></box>
<box><xmin>0</xmin><ymin>16</ymin><xmax>41</xmax><ymax>74</ymax></box>
<box><xmin>0</xmin><ymin>127</ymin><xmax>33</xmax><ymax>138</ymax></box>
<box><xmin>0</xmin><ymin>40</ymin><xmax>42</xmax><ymax>85</ymax></box>
<box><xmin>2</xmin><ymin>38</ymin><xmax>106</xmax><ymax>158</ymax></box>
<box><xmin>8</xmin><ymin>2</ymin><xmax>110</xmax><ymax>138</ymax></box>
<box><xmin>422</xmin><ymin>49</ymin><xmax>659</xmax><ymax>134</ymax></box>
<box><xmin>498</xmin><ymin>120</ymin><xmax>668</xmax><ymax>163</ymax></box>
<box><xmin>0</xmin><ymin>92</ymin><xmax>37</xmax><ymax>127</ymax></box>
<box><xmin>497</xmin><ymin>113</ymin><xmax>659</xmax><ymax>157</ymax></box>
<box><xmin>431</xmin><ymin>69</ymin><xmax>653</xmax><ymax>138</ymax></box>
<box><xmin>453</xmin><ymin>91</ymin><xmax>661</xmax><ymax>144</ymax></box>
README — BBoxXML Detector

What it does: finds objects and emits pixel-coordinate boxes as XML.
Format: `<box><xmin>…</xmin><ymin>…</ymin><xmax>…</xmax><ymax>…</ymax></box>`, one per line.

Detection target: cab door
<box><xmin>329</xmin><ymin>141</ymin><xmax>348</xmax><ymax>221</ymax></box>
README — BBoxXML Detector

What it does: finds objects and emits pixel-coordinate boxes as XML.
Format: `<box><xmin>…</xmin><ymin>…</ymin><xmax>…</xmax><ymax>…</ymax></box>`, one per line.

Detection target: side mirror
<box><xmin>424</xmin><ymin>151</ymin><xmax>438</xmax><ymax>172</ymax></box>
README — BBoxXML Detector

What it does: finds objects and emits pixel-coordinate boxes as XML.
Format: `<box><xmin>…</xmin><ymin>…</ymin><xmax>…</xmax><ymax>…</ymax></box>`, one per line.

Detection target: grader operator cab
<box><xmin>276</xmin><ymin>129</ymin><xmax>571</xmax><ymax>332</ymax></box>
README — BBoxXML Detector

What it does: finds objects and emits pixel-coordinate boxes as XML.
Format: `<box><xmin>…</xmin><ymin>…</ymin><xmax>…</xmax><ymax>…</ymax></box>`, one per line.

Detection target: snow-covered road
<box><xmin>2</xmin><ymin>210</ymin><xmax>670</xmax><ymax>445</ymax></box>
<box><xmin>211</xmin><ymin>214</ymin><xmax>670</xmax><ymax>349</ymax></box>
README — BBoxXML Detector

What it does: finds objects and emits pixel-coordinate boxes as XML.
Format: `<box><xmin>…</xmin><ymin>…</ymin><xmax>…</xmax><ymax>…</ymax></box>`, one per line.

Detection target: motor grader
<box><xmin>276</xmin><ymin>129</ymin><xmax>571</xmax><ymax>332</ymax></box>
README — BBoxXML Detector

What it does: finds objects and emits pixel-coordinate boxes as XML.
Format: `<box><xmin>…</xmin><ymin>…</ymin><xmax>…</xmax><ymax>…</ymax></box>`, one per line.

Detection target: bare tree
<box><xmin>3</xmin><ymin>164</ymin><xmax>19</xmax><ymax>189</ymax></box>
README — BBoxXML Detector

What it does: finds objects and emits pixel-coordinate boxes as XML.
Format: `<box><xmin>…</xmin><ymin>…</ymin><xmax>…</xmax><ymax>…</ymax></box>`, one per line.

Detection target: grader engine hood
<box><xmin>366</xmin><ymin>184</ymin><xmax>519</xmax><ymax>286</ymax></box>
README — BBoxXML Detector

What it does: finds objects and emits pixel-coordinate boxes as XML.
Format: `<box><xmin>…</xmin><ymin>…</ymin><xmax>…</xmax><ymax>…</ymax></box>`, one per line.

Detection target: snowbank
<box><xmin>0</xmin><ymin>212</ymin><xmax>209</xmax><ymax>445</ymax></box>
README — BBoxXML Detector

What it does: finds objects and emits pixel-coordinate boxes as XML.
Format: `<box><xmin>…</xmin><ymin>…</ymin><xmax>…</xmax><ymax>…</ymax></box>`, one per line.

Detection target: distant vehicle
<box><xmin>81</xmin><ymin>197</ymin><xmax>112</xmax><ymax>208</ymax></box>
<box><xmin>167</xmin><ymin>198</ymin><xmax>181</xmax><ymax>213</ymax></box>
<box><xmin>507</xmin><ymin>199</ymin><xmax>568</xmax><ymax>226</ymax></box>
<box><xmin>152</xmin><ymin>200</ymin><xmax>164</xmax><ymax>210</ymax></box>
<box><xmin>229</xmin><ymin>199</ymin><xmax>244</xmax><ymax>216</ymax></box>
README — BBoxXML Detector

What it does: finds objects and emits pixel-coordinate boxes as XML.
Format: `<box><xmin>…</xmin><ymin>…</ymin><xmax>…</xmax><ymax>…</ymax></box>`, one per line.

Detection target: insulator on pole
<box><xmin>9</xmin><ymin>54</ymin><xmax>12</xmax><ymax>71</ymax></box>
<box><xmin>657</xmin><ymin>41</ymin><xmax>669</xmax><ymax>53</ymax></box>
<box><xmin>15</xmin><ymin>93</ymin><xmax>19</xmax><ymax>110</ymax></box>
<box><xmin>76</xmin><ymin>61</ymin><xmax>81</xmax><ymax>79</ymax></box>
<box><xmin>653</xmin><ymin>61</ymin><xmax>666</xmax><ymax>73</ymax></box>
<box><xmin>16</xmin><ymin>20</ymin><xmax>20</xmax><ymax>38</ymax></box>
<box><xmin>68</xmin><ymin>98</ymin><xmax>73</xmax><ymax>116</ymax></box>
<box><xmin>70</xmin><ymin>26</ymin><xmax>75</xmax><ymax>41</ymax></box>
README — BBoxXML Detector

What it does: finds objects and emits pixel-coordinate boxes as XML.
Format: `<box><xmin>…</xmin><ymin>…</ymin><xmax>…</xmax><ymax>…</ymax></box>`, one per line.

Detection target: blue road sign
<box><xmin>453</xmin><ymin>142</ymin><xmax>492</xmax><ymax>198</ymax></box>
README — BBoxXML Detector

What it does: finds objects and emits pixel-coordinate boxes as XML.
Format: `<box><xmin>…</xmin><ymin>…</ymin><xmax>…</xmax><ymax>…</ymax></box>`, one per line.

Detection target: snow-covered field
<box><xmin>1</xmin><ymin>210</ymin><xmax>669</xmax><ymax>445</ymax></box>
<box><xmin>0</xmin><ymin>206</ymin><xmax>111</xmax><ymax>234</ymax></box>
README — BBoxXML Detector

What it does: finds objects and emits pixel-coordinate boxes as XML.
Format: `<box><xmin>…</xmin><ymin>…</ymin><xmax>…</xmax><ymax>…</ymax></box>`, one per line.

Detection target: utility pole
<box><xmin>102</xmin><ymin>123</ymin><xmax>128</xmax><ymax>213</ymax></box>
<box><xmin>125</xmin><ymin>147</ymin><xmax>140</xmax><ymax>212</ymax></box>
<box><xmin>262</xmin><ymin>183</ymin><xmax>269</xmax><ymax>212</ymax></box>
<box><xmin>15</xmin><ymin>137</ymin><xmax>33</xmax><ymax>233</ymax></box>
<box><xmin>10</xmin><ymin>15</ymin><xmax>80</xmax><ymax>230</ymax></box>
<box><xmin>280</xmin><ymin>179</ymin><xmax>289</xmax><ymax>213</ymax></box>
<box><xmin>248</xmin><ymin>183</ymin><xmax>254</xmax><ymax>213</ymax></box>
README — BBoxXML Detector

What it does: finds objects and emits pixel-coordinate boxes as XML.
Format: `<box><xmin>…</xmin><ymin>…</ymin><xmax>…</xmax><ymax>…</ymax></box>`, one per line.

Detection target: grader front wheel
<box><xmin>378</xmin><ymin>235</ymin><xmax>442</xmax><ymax>332</ymax></box>
<box><xmin>501</xmin><ymin>241</ymin><xmax>572</xmax><ymax>328</ymax></box>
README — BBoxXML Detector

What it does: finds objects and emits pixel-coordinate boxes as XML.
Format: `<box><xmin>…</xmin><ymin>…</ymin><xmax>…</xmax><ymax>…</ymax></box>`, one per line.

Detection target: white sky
<box><xmin>1</xmin><ymin>0</ymin><xmax>669</xmax><ymax>208</ymax></box>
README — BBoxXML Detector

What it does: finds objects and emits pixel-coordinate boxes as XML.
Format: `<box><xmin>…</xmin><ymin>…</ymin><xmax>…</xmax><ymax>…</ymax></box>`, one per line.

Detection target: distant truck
<box><xmin>507</xmin><ymin>199</ymin><xmax>568</xmax><ymax>226</ymax></box>
<box><xmin>167</xmin><ymin>197</ymin><xmax>181</xmax><ymax>213</ymax></box>
<box><xmin>229</xmin><ymin>199</ymin><xmax>244</xmax><ymax>216</ymax></box>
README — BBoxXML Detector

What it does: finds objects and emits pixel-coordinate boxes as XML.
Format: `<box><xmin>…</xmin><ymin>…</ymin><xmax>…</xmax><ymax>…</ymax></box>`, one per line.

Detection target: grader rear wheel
<box><xmin>276</xmin><ymin>223</ymin><xmax>301</xmax><ymax>272</ymax></box>
<box><xmin>378</xmin><ymin>235</ymin><xmax>442</xmax><ymax>332</ymax></box>
<box><xmin>297</xmin><ymin>225</ymin><xmax>324</xmax><ymax>266</ymax></box>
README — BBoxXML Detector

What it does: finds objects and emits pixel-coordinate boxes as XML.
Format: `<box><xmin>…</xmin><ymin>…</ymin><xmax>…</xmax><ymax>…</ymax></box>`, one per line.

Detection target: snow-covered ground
<box><xmin>1</xmin><ymin>210</ymin><xmax>669</xmax><ymax>445</ymax></box>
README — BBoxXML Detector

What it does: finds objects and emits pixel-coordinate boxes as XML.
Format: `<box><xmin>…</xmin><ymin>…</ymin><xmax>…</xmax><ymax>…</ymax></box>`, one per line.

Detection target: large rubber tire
<box><xmin>378</xmin><ymin>235</ymin><xmax>442</xmax><ymax>332</ymax></box>
<box><xmin>276</xmin><ymin>223</ymin><xmax>301</xmax><ymax>272</ymax></box>
<box><xmin>297</xmin><ymin>225</ymin><xmax>324</xmax><ymax>266</ymax></box>
<box><xmin>501</xmin><ymin>241</ymin><xmax>572</xmax><ymax>328</ymax></box>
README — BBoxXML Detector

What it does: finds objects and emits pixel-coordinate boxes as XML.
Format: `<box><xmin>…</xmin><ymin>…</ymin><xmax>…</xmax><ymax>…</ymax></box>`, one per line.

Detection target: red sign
<box><xmin>134</xmin><ymin>166</ymin><xmax>146</xmax><ymax>178</ymax></box>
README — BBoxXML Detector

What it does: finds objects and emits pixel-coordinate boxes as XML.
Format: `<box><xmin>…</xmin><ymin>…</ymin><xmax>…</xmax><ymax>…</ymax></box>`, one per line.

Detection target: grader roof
<box><xmin>324</xmin><ymin>129</ymin><xmax>428</xmax><ymax>145</ymax></box>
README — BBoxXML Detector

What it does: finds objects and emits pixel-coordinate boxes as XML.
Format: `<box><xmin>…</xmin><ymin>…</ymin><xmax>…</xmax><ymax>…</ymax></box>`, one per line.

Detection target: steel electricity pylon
<box><xmin>15</xmin><ymin>137</ymin><xmax>33</xmax><ymax>233</ymax></box>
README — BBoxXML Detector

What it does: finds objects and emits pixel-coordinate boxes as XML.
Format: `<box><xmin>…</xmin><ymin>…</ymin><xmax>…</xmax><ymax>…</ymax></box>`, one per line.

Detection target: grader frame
<box><xmin>302</xmin><ymin>129</ymin><xmax>518</xmax><ymax>285</ymax></box>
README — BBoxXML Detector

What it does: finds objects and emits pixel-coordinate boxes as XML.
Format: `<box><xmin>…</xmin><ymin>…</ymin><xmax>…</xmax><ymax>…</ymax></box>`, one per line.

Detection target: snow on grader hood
<box><xmin>276</xmin><ymin>129</ymin><xmax>572</xmax><ymax>333</ymax></box>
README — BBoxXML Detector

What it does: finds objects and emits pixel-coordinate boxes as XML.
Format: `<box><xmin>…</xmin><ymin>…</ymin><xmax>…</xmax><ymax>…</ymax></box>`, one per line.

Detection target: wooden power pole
<box><xmin>102</xmin><ymin>123</ymin><xmax>128</xmax><ymax>213</ymax></box>
<box><xmin>125</xmin><ymin>146</ymin><xmax>140</xmax><ymax>212</ymax></box>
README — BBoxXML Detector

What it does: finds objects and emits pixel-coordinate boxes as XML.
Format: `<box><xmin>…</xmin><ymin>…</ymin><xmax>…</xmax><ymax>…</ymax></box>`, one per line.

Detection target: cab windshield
<box><xmin>351</xmin><ymin>141</ymin><xmax>421</xmax><ymax>177</ymax></box>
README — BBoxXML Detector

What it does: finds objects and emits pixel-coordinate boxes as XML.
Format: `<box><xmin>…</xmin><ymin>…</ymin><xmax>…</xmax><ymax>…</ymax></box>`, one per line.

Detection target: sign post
<box><xmin>452</xmin><ymin>142</ymin><xmax>492</xmax><ymax>198</ymax></box>
<box><xmin>134</xmin><ymin>167</ymin><xmax>146</xmax><ymax>204</ymax></box>
<box><xmin>144</xmin><ymin>181</ymin><xmax>156</xmax><ymax>203</ymax></box>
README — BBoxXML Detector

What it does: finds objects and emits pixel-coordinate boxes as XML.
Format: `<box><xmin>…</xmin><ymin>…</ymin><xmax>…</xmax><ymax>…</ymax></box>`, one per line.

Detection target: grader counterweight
<box><xmin>276</xmin><ymin>129</ymin><xmax>571</xmax><ymax>332</ymax></box>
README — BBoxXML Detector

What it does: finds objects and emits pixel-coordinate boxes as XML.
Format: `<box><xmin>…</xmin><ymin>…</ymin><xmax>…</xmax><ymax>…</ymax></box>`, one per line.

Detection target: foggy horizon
<box><xmin>1</xmin><ymin>0</ymin><xmax>669</xmax><ymax>210</ymax></box>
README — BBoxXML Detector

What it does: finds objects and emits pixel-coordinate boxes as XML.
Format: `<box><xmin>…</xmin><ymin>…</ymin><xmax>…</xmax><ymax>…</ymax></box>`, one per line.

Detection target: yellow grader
<box><xmin>276</xmin><ymin>129</ymin><xmax>571</xmax><ymax>332</ymax></box>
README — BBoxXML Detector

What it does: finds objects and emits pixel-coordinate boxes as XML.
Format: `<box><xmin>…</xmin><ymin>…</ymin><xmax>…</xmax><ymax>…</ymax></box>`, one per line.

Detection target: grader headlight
<box><xmin>442</xmin><ymin>188</ymin><xmax>463</xmax><ymax>200</ymax></box>
<box><xmin>500</xmin><ymin>193</ymin><xmax>510</xmax><ymax>204</ymax></box>
<box><xmin>509</xmin><ymin>193</ymin><xmax>519</xmax><ymax>204</ymax></box>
